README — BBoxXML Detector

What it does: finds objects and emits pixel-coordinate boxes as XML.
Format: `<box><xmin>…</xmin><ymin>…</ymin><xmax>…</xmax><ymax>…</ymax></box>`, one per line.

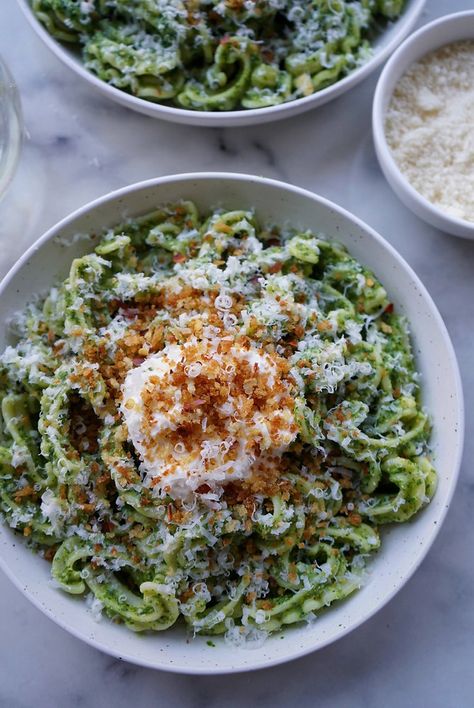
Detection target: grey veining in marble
<box><xmin>0</xmin><ymin>1</ymin><xmax>473</xmax><ymax>706</ymax></box>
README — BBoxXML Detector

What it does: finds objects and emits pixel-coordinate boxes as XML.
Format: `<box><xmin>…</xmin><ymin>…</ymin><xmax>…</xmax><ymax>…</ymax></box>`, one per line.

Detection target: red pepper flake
<box><xmin>268</xmin><ymin>262</ymin><xmax>283</xmax><ymax>274</ymax></box>
<box><xmin>196</xmin><ymin>484</ymin><xmax>211</xmax><ymax>494</ymax></box>
<box><xmin>261</xmin><ymin>48</ymin><xmax>274</xmax><ymax>62</ymax></box>
<box><xmin>101</xmin><ymin>520</ymin><xmax>115</xmax><ymax>533</ymax></box>
<box><xmin>44</xmin><ymin>546</ymin><xmax>58</xmax><ymax>562</ymax></box>
<box><xmin>384</xmin><ymin>303</ymin><xmax>394</xmax><ymax>314</ymax></box>
<box><xmin>173</xmin><ymin>254</ymin><xmax>186</xmax><ymax>263</ymax></box>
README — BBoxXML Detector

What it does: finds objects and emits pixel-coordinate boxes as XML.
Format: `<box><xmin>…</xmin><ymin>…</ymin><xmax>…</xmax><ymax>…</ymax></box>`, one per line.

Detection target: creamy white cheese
<box><xmin>120</xmin><ymin>341</ymin><xmax>296</xmax><ymax>499</ymax></box>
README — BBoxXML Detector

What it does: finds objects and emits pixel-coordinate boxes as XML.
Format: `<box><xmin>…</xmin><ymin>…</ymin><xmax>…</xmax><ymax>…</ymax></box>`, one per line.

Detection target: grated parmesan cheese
<box><xmin>385</xmin><ymin>41</ymin><xmax>474</xmax><ymax>223</ymax></box>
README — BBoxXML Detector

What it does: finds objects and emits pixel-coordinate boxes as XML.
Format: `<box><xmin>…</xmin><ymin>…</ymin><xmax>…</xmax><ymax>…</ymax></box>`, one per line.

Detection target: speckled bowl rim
<box><xmin>16</xmin><ymin>0</ymin><xmax>426</xmax><ymax>127</ymax></box>
<box><xmin>0</xmin><ymin>173</ymin><xmax>464</xmax><ymax>674</ymax></box>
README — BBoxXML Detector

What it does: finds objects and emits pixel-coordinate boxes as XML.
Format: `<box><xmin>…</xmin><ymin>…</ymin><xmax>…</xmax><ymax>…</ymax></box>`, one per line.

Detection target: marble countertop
<box><xmin>1</xmin><ymin>1</ymin><xmax>473</xmax><ymax>705</ymax></box>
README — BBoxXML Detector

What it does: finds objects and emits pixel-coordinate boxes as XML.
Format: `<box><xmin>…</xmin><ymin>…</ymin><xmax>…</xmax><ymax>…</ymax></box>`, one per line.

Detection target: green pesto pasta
<box><xmin>32</xmin><ymin>0</ymin><xmax>406</xmax><ymax>111</ymax></box>
<box><xmin>0</xmin><ymin>203</ymin><xmax>435</xmax><ymax>642</ymax></box>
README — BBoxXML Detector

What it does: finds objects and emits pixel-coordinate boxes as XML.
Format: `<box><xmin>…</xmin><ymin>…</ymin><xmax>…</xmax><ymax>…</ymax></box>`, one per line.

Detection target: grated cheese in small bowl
<box><xmin>384</xmin><ymin>40</ymin><xmax>474</xmax><ymax>225</ymax></box>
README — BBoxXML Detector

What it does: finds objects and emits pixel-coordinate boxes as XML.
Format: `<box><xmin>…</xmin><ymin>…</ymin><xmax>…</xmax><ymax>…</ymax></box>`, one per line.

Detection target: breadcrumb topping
<box><xmin>121</xmin><ymin>339</ymin><xmax>297</xmax><ymax>498</ymax></box>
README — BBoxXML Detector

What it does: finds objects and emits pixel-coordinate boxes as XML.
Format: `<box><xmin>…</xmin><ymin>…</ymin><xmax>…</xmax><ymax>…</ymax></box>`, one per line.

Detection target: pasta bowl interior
<box><xmin>17</xmin><ymin>0</ymin><xmax>426</xmax><ymax>126</ymax></box>
<box><xmin>0</xmin><ymin>174</ymin><xmax>463</xmax><ymax>673</ymax></box>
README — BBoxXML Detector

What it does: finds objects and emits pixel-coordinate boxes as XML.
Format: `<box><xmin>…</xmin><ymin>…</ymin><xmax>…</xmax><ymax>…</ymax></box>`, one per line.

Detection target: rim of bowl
<box><xmin>16</xmin><ymin>0</ymin><xmax>426</xmax><ymax>126</ymax></box>
<box><xmin>373</xmin><ymin>10</ymin><xmax>474</xmax><ymax>239</ymax></box>
<box><xmin>0</xmin><ymin>55</ymin><xmax>23</xmax><ymax>199</ymax></box>
<box><xmin>0</xmin><ymin>173</ymin><xmax>465</xmax><ymax>673</ymax></box>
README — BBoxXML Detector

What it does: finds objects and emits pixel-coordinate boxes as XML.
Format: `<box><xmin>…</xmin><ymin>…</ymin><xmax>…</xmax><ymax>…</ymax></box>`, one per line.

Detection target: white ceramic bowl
<box><xmin>0</xmin><ymin>173</ymin><xmax>463</xmax><ymax>673</ymax></box>
<box><xmin>17</xmin><ymin>0</ymin><xmax>426</xmax><ymax>127</ymax></box>
<box><xmin>373</xmin><ymin>11</ymin><xmax>474</xmax><ymax>240</ymax></box>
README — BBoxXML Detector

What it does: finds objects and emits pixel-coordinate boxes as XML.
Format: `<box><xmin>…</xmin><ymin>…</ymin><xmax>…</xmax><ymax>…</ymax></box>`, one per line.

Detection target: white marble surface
<box><xmin>1</xmin><ymin>0</ymin><xmax>473</xmax><ymax>705</ymax></box>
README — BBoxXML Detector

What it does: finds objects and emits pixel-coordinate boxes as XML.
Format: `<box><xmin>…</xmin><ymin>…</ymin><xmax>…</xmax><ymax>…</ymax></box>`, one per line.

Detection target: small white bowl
<box><xmin>17</xmin><ymin>0</ymin><xmax>426</xmax><ymax>127</ymax></box>
<box><xmin>0</xmin><ymin>173</ymin><xmax>464</xmax><ymax>673</ymax></box>
<box><xmin>373</xmin><ymin>11</ymin><xmax>474</xmax><ymax>240</ymax></box>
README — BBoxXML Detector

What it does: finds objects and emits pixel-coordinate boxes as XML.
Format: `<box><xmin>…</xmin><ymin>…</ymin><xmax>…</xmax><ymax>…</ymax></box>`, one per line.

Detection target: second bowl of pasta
<box><xmin>18</xmin><ymin>0</ymin><xmax>426</xmax><ymax>125</ymax></box>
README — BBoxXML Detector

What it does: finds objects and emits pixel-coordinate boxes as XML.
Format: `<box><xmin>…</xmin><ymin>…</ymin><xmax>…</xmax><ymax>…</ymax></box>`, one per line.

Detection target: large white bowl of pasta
<box><xmin>0</xmin><ymin>174</ymin><xmax>463</xmax><ymax>673</ymax></box>
<box><xmin>17</xmin><ymin>0</ymin><xmax>426</xmax><ymax>126</ymax></box>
